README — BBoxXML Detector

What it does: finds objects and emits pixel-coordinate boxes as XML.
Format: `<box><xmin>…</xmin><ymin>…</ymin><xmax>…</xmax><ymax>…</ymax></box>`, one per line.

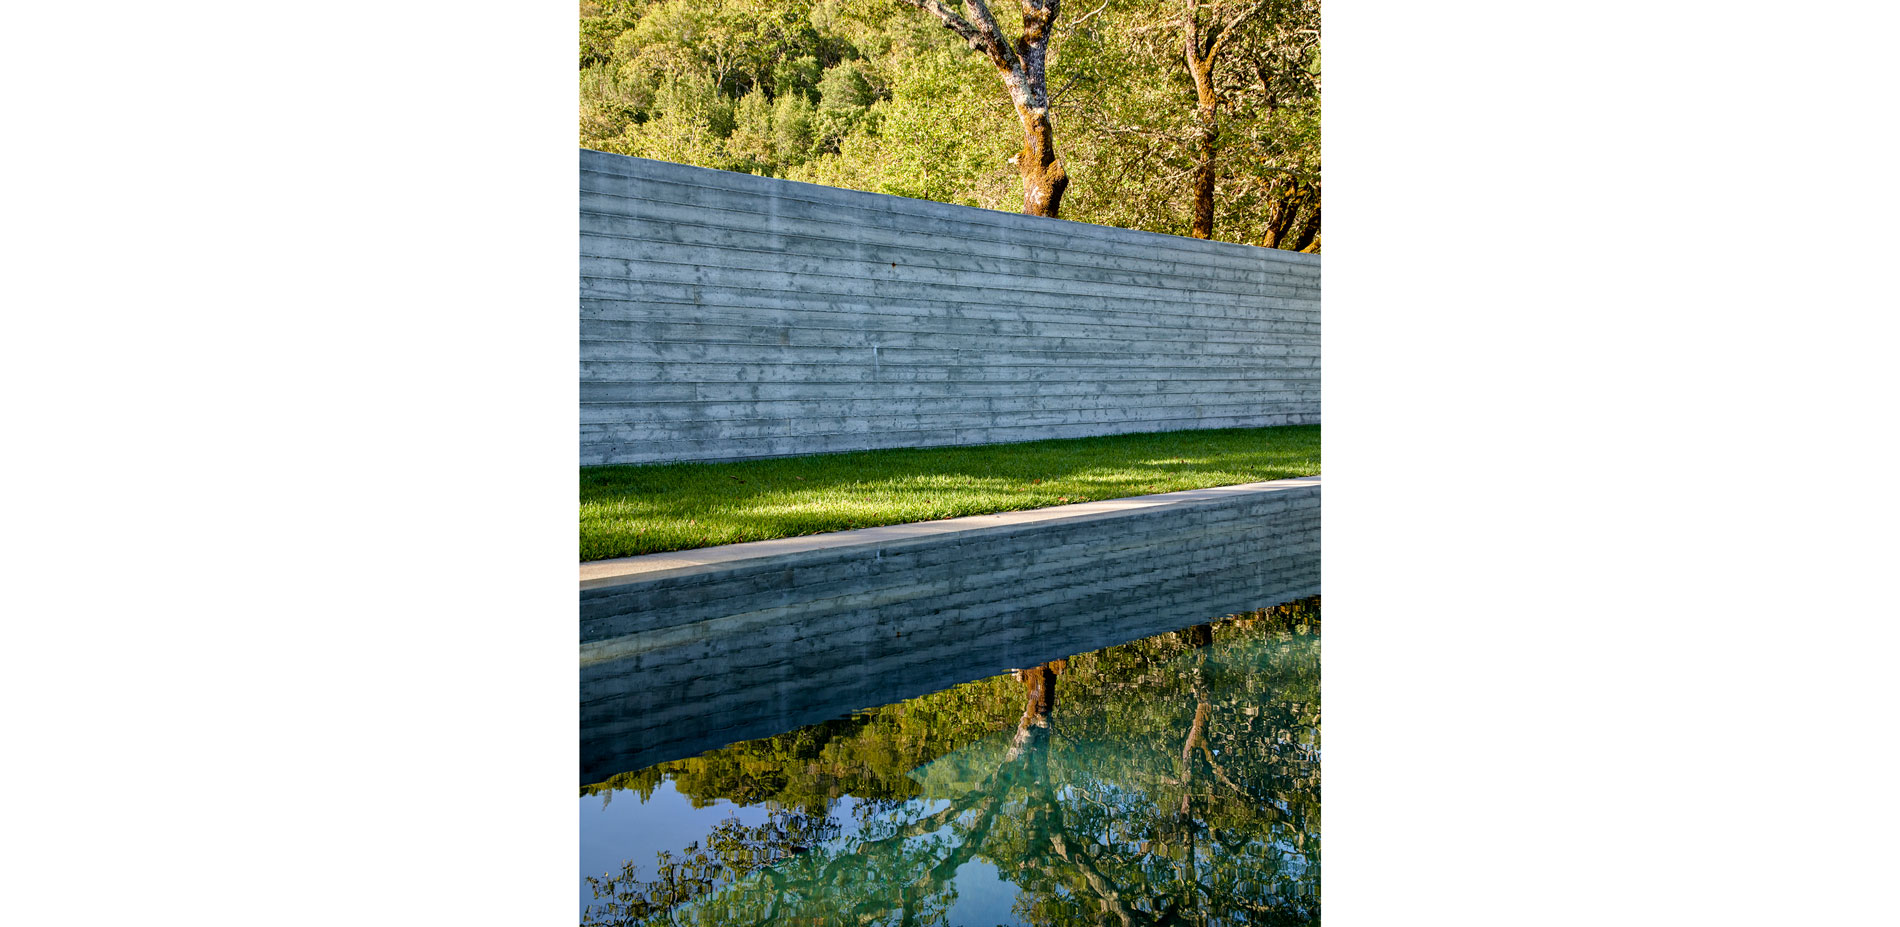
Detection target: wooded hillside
<box><xmin>580</xmin><ymin>0</ymin><xmax>1319</xmax><ymax>250</ymax></box>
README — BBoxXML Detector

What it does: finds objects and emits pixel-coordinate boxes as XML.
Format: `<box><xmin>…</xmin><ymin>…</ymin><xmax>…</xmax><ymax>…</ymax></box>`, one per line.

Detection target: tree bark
<box><xmin>898</xmin><ymin>0</ymin><xmax>1069</xmax><ymax>217</ymax></box>
<box><xmin>1290</xmin><ymin>197</ymin><xmax>1320</xmax><ymax>252</ymax></box>
<box><xmin>1188</xmin><ymin>85</ymin><xmax>1219</xmax><ymax>239</ymax></box>
<box><xmin>1015</xmin><ymin>104</ymin><xmax>1070</xmax><ymax>217</ymax></box>
<box><xmin>1185</xmin><ymin>19</ymin><xmax>1216</xmax><ymax>241</ymax></box>
<box><xmin>1260</xmin><ymin>176</ymin><xmax>1304</xmax><ymax>248</ymax></box>
<box><xmin>1010</xmin><ymin>0</ymin><xmax>1068</xmax><ymax>217</ymax></box>
<box><xmin>1182</xmin><ymin>0</ymin><xmax>1268</xmax><ymax>239</ymax></box>
<box><xmin>1185</xmin><ymin>1</ymin><xmax>1219</xmax><ymax>239</ymax></box>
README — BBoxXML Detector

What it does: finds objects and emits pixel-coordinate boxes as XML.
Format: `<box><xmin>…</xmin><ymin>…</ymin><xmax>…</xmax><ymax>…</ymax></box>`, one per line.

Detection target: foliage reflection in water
<box><xmin>580</xmin><ymin>597</ymin><xmax>1319</xmax><ymax>926</ymax></box>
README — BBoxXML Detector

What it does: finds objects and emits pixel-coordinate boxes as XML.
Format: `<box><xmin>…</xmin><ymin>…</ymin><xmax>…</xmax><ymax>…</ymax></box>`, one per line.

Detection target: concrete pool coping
<box><xmin>580</xmin><ymin>474</ymin><xmax>1320</xmax><ymax>591</ymax></box>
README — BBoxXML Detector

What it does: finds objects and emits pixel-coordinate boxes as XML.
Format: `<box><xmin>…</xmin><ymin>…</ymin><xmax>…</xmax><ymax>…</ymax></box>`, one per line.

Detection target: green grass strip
<box><xmin>580</xmin><ymin>424</ymin><xmax>1319</xmax><ymax>562</ymax></box>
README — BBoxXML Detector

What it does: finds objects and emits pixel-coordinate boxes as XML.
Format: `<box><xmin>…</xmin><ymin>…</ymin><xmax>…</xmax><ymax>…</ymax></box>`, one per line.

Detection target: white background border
<box><xmin>6</xmin><ymin>2</ymin><xmax>1896</xmax><ymax>923</ymax></box>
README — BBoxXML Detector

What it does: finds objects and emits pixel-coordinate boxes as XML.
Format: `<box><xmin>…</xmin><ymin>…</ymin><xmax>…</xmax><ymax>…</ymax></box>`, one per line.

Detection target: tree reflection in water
<box><xmin>583</xmin><ymin>597</ymin><xmax>1319</xmax><ymax>926</ymax></box>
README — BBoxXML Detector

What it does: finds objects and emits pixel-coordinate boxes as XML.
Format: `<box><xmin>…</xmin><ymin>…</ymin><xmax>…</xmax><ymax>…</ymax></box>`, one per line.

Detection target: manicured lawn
<box><xmin>580</xmin><ymin>425</ymin><xmax>1319</xmax><ymax>561</ymax></box>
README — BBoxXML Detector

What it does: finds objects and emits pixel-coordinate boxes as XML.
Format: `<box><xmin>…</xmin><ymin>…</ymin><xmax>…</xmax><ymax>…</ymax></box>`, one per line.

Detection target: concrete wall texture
<box><xmin>580</xmin><ymin>478</ymin><xmax>1318</xmax><ymax>779</ymax></box>
<box><xmin>580</xmin><ymin>149</ymin><xmax>1321</xmax><ymax>466</ymax></box>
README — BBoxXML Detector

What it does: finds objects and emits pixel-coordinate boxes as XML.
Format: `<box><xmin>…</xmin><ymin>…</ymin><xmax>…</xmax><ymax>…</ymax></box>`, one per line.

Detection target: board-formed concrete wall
<box><xmin>580</xmin><ymin>477</ymin><xmax>1318</xmax><ymax>778</ymax></box>
<box><xmin>580</xmin><ymin>149</ymin><xmax>1320</xmax><ymax>466</ymax></box>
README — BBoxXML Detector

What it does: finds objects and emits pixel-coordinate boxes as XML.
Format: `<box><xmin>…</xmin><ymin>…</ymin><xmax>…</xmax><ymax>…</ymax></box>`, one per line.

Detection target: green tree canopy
<box><xmin>578</xmin><ymin>0</ymin><xmax>1319</xmax><ymax>249</ymax></box>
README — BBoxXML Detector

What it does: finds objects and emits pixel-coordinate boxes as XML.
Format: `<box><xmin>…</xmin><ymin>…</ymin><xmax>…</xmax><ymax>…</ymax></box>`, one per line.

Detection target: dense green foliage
<box><xmin>583</xmin><ymin>597</ymin><xmax>1320</xmax><ymax>925</ymax></box>
<box><xmin>579</xmin><ymin>0</ymin><xmax>1319</xmax><ymax>247</ymax></box>
<box><xmin>579</xmin><ymin>424</ymin><xmax>1319</xmax><ymax>560</ymax></box>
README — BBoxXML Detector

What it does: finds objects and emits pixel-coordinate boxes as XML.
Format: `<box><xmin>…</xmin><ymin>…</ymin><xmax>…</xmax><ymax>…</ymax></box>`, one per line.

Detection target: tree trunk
<box><xmin>1016</xmin><ymin>661</ymin><xmax>1061</xmax><ymax>719</ymax></box>
<box><xmin>1006</xmin><ymin>0</ymin><xmax>1066</xmax><ymax>218</ymax></box>
<box><xmin>896</xmin><ymin>0</ymin><xmax>1067</xmax><ymax>218</ymax></box>
<box><xmin>1185</xmin><ymin>10</ymin><xmax>1221</xmax><ymax>239</ymax></box>
<box><xmin>1181</xmin><ymin>622</ymin><xmax>1214</xmax><ymax>648</ymax></box>
<box><xmin>1261</xmin><ymin>177</ymin><xmax>1304</xmax><ymax>249</ymax></box>
<box><xmin>1006</xmin><ymin>662</ymin><xmax>1061</xmax><ymax>762</ymax></box>
<box><xmin>1187</xmin><ymin>39</ymin><xmax>1218</xmax><ymax>239</ymax></box>
<box><xmin>1290</xmin><ymin>200</ymin><xmax>1320</xmax><ymax>252</ymax></box>
<box><xmin>1015</xmin><ymin>105</ymin><xmax>1069</xmax><ymax>218</ymax></box>
<box><xmin>1189</xmin><ymin>113</ymin><xmax>1218</xmax><ymax>239</ymax></box>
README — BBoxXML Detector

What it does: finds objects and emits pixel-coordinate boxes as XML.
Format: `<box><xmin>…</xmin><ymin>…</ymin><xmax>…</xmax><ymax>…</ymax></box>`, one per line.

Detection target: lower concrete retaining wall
<box><xmin>580</xmin><ymin>477</ymin><xmax>1318</xmax><ymax>780</ymax></box>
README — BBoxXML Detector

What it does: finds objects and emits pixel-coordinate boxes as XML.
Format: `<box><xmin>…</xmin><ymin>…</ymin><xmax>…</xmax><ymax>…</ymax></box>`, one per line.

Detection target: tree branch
<box><xmin>1184</xmin><ymin>0</ymin><xmax>1204</xmax><ymax>68</ymax></box>
<box><xmin>1068</xmin><ymin>0</ymin><xmax>1111</xmax><ymax>30</ymax></box>
<box><xmin>1207</xmin><ymin>0</ymin><xmax>1271</xmax><ymax>63</ymax></box>
<box><xmin>1050</xmin><ymin>74</ymin><xmax>1083</xmax><ymax>104</ymax></box>
<box><xmin>966</xmin><ymin>0</ymin><xmax>1026</xmax><ymax>71</ymax></box>
<box><xmin>895</xmin><ymin>0</ymin><xmax>1017</xmax><ymax>71</ymax></box>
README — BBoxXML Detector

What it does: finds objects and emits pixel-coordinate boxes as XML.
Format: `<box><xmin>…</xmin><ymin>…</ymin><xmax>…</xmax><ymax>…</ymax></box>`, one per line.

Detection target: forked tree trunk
<box><xmin>1290</xmin><ymin>200</ymin><xmax>1320</xmax><ymax>251</ymax></box>
<box><xmin>899</xmin><ymin>0</ymin><xmax>1069</xmax><ymax>217</ymax></box>
<box><xmin>1260</xmin><ymin>177</ymin><xmax>1306</xmax><ymax>248</ymax></box>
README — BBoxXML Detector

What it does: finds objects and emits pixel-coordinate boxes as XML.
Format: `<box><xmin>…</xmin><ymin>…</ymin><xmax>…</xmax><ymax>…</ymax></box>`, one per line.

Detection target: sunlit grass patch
<box><xmin>580</xmin><ymin>425</ymin><xmax>1319</xmax><ymax>561</ymax></box>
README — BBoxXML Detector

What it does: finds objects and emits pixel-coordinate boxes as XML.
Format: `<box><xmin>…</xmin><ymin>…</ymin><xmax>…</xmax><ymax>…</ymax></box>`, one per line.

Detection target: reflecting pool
<box><xmin>580</xmin><ymin>596</ymin><xmax>1319</xmax><ymax>926</ymax></box>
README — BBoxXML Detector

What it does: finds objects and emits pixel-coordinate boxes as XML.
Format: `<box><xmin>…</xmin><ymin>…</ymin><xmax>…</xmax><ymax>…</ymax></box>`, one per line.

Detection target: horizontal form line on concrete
<box><xmin>579</xmin><ymin>302</ymin><xmax>1312</xmax><ymax>346</ymax></box>
<box><xmin>577</xmin><ymin>283</ymin><xmax>1315</xmax><ymax>319</ymax></box>
<box><xmin>579</xmin><ymin>399</ymin><xmax>1315</xmax><ymax>427</ymax></box>
<box><xmin>576</xmin><ymin>214</ymin><xmax>1313</xmax><ymax>298</ymax></box>
<box><xmin>576</xmin><ymin>279</ymin><xmax>1315</xmax><ymax>327</ymax></box>
<box><xmin>581</xmin><ymin>413</ymin><xmax>1312</xmax><ymax>435</ymax></box>
<box><xmin>577</xmin><ymin>255</ymin><xmax>1316</xmax><ymax>313</ymax></box>
<box><xmin>578</xmin><ymin>155</ymin><xmax>1319</xmax><ymax>270</ymax></box>
<box><xmin>579</xmin><ymin>353</ymin><xmax>1320</xmax><ymax>370</ymax></box>
<box><xmin>578</xmin><ymin>391</ymin><xmax>1318</xmax><ymax>408</ymax></box>
<box><xmin>578</xmin><ymin>384</ymin><xmax>1317</xmax><ymax>404</ymax></box>
<box><xmin>578</xmin><ymin>342</ymin><xmax>1318</xmax><ymax>365</ymax></box>
<box><xmin>579</xmin><ymin>355</ymin><xmax>1315</xmax><ymax>374</ymax></box>
<box><xmin>578</xmin><ymin>362</ymin><xmax>1318</xmax><ymax>380</ymax></box>
<box><xmin>580</xmin><ymin>303</ymin><xmax>1320</xmax><ymax>341</ymax></box>
<box><xmin>580</xmin><ymin>397</ymin><xmax>1315</xmax><ymax>413</ymax></box>
<box><xmin>581</xmin><ymin>411</ymin><xmax>1314</xmax><ymax>442</ymax></box>
<box><xmin>578</xmin><ymin>334</ymin><xmax>1311</xmax><ymax>359</ymax></box>
<box><xmin>577</xmin><ymin>174</ymin><xmax>1321</xmax><ymax>275</ymax></box>
<box><xmin>579</xmin><ymin>316</ymin><xmax>1316</xmax><ymax>345</ymax></box>
<box><xmin>581</xmin><ymin>412</ymin><xmax>1313</xmax><ymax>431</ymax></box>
<box><xmin>578</xmin><ymin>285</ymin><xmax>1315</xmax><ymax>342</ymax></box>
<box><xmin>576</xmin><ymin>378</ymin><xmax>1318</xmax><ymax>391</ymax></box>
<box><xmin>575</xmin><ymin>208</ymin><xmax>1318</xmax><ymax>278</ymax></box>
<box><xmin>578</xmin><ymin>220</ymin><xmax>1312</xmax><ymax>300</ymax></box>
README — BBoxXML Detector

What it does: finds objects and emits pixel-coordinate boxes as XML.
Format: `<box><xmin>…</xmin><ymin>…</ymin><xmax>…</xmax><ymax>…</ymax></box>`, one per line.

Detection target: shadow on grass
<box><xmin>580</xmin><ymin>425</ymin><xmax>1319</xmax><ymax>561</ymax></box>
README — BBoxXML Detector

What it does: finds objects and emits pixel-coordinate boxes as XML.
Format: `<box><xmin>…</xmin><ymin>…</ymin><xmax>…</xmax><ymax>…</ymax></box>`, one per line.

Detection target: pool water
<box><xmin>580</xmin><ymin>596</ymin><xmax>1319</xmax><ymax>926</ymax></box>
